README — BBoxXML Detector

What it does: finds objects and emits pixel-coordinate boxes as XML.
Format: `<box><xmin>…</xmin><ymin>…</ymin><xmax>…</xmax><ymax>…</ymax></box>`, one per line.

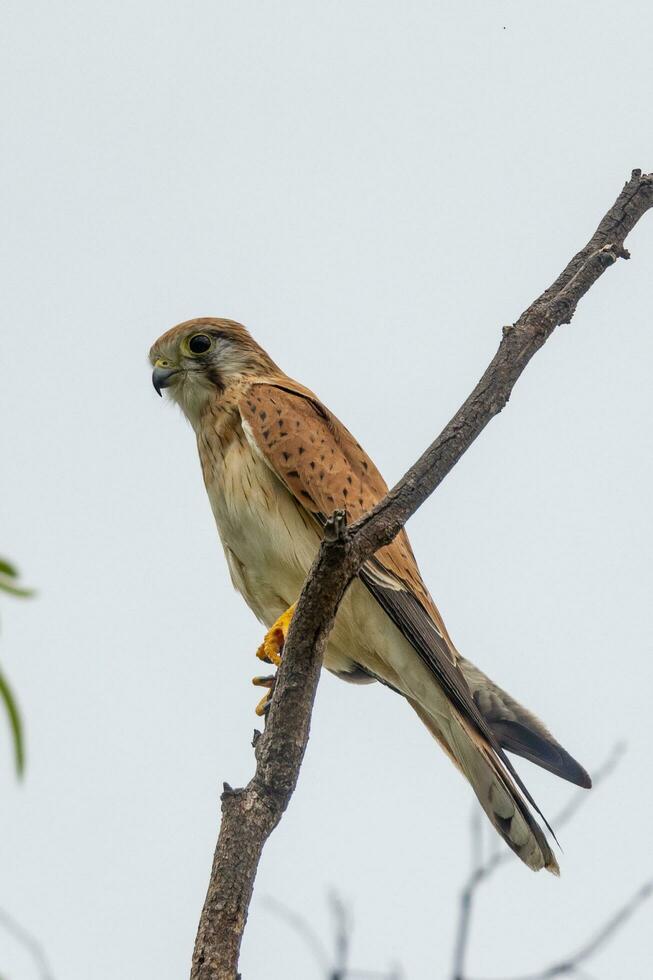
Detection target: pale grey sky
<box><xmin>1</xmin><ymin>2</ymin><xmax>652</xmax><ymax>978</ymax></box>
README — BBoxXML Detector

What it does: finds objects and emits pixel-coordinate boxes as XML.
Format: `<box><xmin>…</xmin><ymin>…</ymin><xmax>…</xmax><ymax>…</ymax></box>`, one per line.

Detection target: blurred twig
<box><xmin>262</xmin><ymin>897</ymin><xmax>331</xmax><ymax>975</ymax></box>
<box><xmin>330</xmin><ymin>891</ymin><xmax>351</xmax><ymax>979</ymax></box>
<box><xmin>451</xmin><ymin>743</ymin><xmax>651</xmax><ymax>980</ymax></box>
<box><xmin>262</xmin><ymin>893</ymin><xmax>401</xmax><ymax>979</ymax></box>
<box><xmin>0</xmin><ymin>906</ymin><xmax>56</xmax><ymax>980</ymax></box>
<box><xmin>466</xmin><ymin>880</ymin><xmax>652</xmax><ymax>980</ymax></box>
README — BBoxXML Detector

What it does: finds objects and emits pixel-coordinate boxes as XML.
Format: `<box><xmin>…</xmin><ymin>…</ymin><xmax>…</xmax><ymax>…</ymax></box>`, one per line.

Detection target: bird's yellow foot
<box><xmin>253</xmin><ymin>605</ymin><xmax>295</xmax><ymax>714</ymax></box>
<box><xmin>252</xmin><ymin>675</ymin><xmax>275</xmax><ymax>717</ymax></box>
<box><xmin>256</xmin><ymin>604</ymin><xmax>296</xmax><ymax>667</ymax></box>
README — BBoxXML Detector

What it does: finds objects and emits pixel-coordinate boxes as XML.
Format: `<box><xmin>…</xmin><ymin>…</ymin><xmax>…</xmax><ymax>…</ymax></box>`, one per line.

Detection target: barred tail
<box><xmin>409</xmin><ymin>699</ymin><xmax>559</xmax><ymax>873</ymax></box>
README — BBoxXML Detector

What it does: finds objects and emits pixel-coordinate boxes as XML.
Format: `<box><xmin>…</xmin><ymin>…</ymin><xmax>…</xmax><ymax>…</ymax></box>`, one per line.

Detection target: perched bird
<box><xmin>150</xmin><ymin>317</ymin><xmax>590</xmax><ymax>873</ymax></box>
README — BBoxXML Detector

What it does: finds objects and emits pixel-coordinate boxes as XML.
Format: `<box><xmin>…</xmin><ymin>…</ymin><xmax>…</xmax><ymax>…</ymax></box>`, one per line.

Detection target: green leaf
<box><xmin>0</xmin><ymin>558</ymin><xmax>19</xmax><ymax>578</ymax></box>
<box><xmin>0</xmin><ymin>575</ymin><xmax>35</xmax><ymax>598</ymax></box>
<box><xmin>0</xmin><ymin>666</ymin><xmax>25</xmax><ymax>776</ymax></box>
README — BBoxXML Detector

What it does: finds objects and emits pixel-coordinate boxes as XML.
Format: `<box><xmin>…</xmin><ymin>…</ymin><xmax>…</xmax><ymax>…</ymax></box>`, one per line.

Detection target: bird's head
<box><xmin>149</xmin><ymin>317</ymin><xmax>277</xmax><ymax>426</ymax></box>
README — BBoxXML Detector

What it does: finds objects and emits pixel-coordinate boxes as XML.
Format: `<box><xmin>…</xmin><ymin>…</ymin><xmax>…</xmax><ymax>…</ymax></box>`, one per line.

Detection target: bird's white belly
<box><xmin>204</xmin><ymin>436</ymin><xmax>321</xmax><ymax>626</ymax></box>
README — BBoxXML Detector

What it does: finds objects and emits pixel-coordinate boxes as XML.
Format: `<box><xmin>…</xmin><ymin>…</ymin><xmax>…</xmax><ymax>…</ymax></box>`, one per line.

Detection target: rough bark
<box><xmin>190</xmin><ymin>170</ymin><xmax>653</xmax><ymax>980</ymax></box>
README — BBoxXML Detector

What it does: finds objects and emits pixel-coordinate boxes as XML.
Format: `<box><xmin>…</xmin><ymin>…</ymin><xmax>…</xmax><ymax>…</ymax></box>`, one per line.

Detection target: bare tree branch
<box><xmin>263</xmin><ymin>893</ymin><xmax>401</xmax><ymax>979</ymax></box>
<box><xmin>190</xmin><ymin>170</ymin><xmax>653</xmax><ymax>979</ymax></box>
<box><xmin>452</xmin><ymin>744</ymin><xmax>651</xmax><ymax>980</ymax></box>
<box><xmin>465</xmin><ymin>880</ymin><xmax>652</xmax><ymax>980</ymax></box>
<box><xmin>453</xmin><ymin>738</ymin><xmax>628</xmax><ymax>978</ymax></box>
<box><xmin>261</xmin><ymin>897</ymin><xmax>332</xmax><ymax>974</ymax></box>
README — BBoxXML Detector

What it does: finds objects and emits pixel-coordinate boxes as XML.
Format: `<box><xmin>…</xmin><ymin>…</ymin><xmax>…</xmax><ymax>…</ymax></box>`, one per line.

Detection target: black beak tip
<box><xmin>152</xmin><ymin>366</ymin><xmax>178</xmax><ymax>397</ymax></box>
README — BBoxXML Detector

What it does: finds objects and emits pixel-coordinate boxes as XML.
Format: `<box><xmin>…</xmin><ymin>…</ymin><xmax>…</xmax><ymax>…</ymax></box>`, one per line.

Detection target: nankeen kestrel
<box><xmin>150</xmin><ymin>317</ymin><xmax>590</xmax><ymax>873</ymax></box>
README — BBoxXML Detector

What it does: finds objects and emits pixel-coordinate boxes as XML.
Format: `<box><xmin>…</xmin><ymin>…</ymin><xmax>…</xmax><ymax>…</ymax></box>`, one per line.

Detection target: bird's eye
<box><xmin>188</xmin><ymin>334</ymin><xmax>212</xmax><ymax>355</ymax></box>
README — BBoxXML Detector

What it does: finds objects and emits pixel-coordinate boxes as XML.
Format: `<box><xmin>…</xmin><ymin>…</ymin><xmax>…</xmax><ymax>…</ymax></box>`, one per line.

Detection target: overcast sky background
<box><xmin>1</xmin><ymin>2</ymin><xmax>652</xmax><ymax>978</ymax></box>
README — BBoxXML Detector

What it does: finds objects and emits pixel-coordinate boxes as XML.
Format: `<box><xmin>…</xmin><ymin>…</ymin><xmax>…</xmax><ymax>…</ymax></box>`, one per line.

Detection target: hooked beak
<box><xmin>152</xmin><ymin>362</ymin><xmax>180</xmax><ymax>396</ymax></box>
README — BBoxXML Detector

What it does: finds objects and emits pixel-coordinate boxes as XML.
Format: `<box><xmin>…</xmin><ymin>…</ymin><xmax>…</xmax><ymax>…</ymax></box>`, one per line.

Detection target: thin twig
<box><xmin>190</xmin><ymin>170</ymin><xmax>653</xmax><ymax>979</ymax></box>
<box><xmin>451</xmin><ymin>744</ymin><xmax>627</xmax><ymax>979</ymax></box>
<box><xmin>330</xmin><ymin>891</ymin><xmax>351</xmax><ymax>979</ymax></box>
<box><xmin>549</xmin><ymin>742</ymin><xmax>625</xmax><ymax>833</ymax></box>
<box><xmin>465</xmin><ymin>880</ymin><xmax>652</xmax><ymax>980</ymax></box>
<box><xmin>261</xmin><ymin>897</ymin><xmax>331</xmax><ymax>974</ymax></box>
<box><xmin>452</xmin><ymin>743</ymin><xmax>650</xmax><ymax>980</ymax></box>
<box><xmin>0</xmin><ymin>907</ymin><xmax>56</xmax><ymax>980</ymax></box>
<box><xmin>263</xmin><ymin>893</ymin><xmax>400</xmax><ymax>979</ymax></box>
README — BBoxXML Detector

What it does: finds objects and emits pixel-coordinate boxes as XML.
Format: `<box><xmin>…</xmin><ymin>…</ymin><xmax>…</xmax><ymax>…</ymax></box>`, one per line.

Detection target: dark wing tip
<box><xmin>575</xmin><ymin>765</ymin><xmax>593</xmax><ymax>790</ymax></box>
<box><xmin>493</xmin><ymin>720</ymin><xmax>592</xmax><ymax>789</ymax></box>
<box><xmin>550</xmin><ymin>741</ymin><xmax>592</xmax><ymax>789</ymax></box>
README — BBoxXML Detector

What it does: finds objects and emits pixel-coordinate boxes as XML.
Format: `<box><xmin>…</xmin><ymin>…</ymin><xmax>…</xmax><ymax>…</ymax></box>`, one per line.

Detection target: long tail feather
<box><xmin>409</xmin><ymin>698</ymin><xmax>559</xmax><ymax>873</ymax></box>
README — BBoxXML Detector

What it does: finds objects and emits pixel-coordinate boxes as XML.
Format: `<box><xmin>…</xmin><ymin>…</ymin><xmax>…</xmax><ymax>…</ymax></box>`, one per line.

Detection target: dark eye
<box><xmin>188</xmin><ymin>333</ymin><xmax>212</xmax><ymax>355</ymax></box>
